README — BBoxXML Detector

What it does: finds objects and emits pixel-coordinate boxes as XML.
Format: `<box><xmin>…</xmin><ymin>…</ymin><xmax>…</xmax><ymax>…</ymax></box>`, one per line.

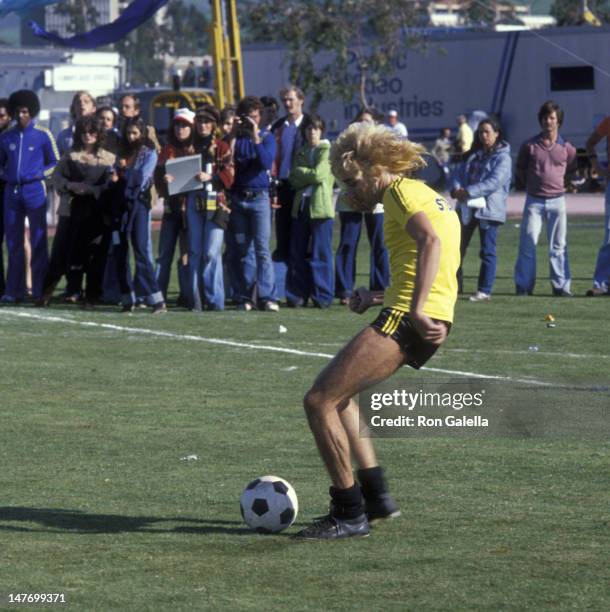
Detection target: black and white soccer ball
<box><xmin>240</xmin><ymin>475</ymin><xmax>298</xmax><ymax>534</ymax></box>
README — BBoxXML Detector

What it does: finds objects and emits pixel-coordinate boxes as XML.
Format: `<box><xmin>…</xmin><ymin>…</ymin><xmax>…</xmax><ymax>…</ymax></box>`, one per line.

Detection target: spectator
<box><xmin>154</xmin><ymin>108</ymin><xmax>196</xmax><ymax>305</ymax></box>
<box><xmin>96</xmin><ymin>105</ymin><xmax>121</xmax><ymax>155</ymax></box>
<box><xmin>55</xmin><ymin>90</ymin><xmax>97</xmax><ymax>302</ymax></box>
<box><xmin>188</xmin><ymin>104</ymin><xmax>234</xmax><ymax>311</ymax></box>
<box><xmin>116</xmin><ymin>117</ymin><xmax>166</xmax><ymax>313</ymax></box>
<box><xmin>0</xmin><ymin>97</ymin><xmax>10</xmax><ymax>298</ymax></box>
<box><xmin>183</xmin><ymin>61</ymin><xmax>196</xmax><ymax>87</ymax></box>
<box><xmin>220</xmin><ymin>107</ymin><xmax>235</xmax><ymax>138</ymax></box>
<box><xmin>354</xmin><ymin>107</ymin><xmax>380</xmax><ymax>125</ymax></box>
<box><xmin>514</xmin><ymin>100</ymin><xmax>577</xmax><ymax>297</ymax></box>
<box><xmin>450</xmin><ymin>118</ymin><xmax>512</xmax><ymax>301</ymax></box>
<box><xmin>455</xmin><ymin>114</ymin><xmax>474</xmax><ymax>155</ymax></box>
<box><xmin>286</xmin><ymin>114</ymin><xmax>335</xmax><ymax>308</ymax></box>
<box><xmin>272</xmin><ymin>85</ymin><xmax>309</xmax><ymax>267</ymax></box>
<box><xmin>432</xmin><ymin>127</ymin><xmax>453</xmax><ymax>170</ymax></box>
<box><xmin>385</xmin><ymin>109</ymin><xmax>407</xmax><ymax>138</ymax></box>
<box><xmin>229</xmin><ymin>95</ymin><xmax>279</xmax><ymax>311</ymax></box>
<box><xmin>335</xmin><ymin>109</ymin><xmax>389</xmax><ymax>305</ymax></box>
<box><xmin>198</xmin><ymin>58</ymin><xmax>213</xmax><ymax>89</ymax></box>
<box><xmin>0</xmin><ymin>90</ymin><xmax>59</xmax><ymax>303</ymax></box>
<box><xmin>56</xmin><ymin>91</ymin><xmax>96</xmax><ymax>156</ymax></box>
<box><xmin>118</xmin><ymin>94</ymin><xmax>160</xmax><ymax>152</ymax></box>
<box><xmin>40</xmin><ymin>115</ymin><xmax>116</xmax><ymax>308</ymax></box>
<box><xmin>260</xmin><ymin>96</ymin><xmax>279</xmax><ymax>132</ymax></box>
<box><xmin>584</xmin><ymin>116</ymin><xmax>610</xmax><ymax>296</ymax></box>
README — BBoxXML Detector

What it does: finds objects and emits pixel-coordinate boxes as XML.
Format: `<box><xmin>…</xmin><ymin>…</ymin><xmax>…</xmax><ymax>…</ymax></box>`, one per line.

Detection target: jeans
<box><xmin>3</xmin><ymin>184</ymin><xmax>48</xmax><ymax>300</ymax></box>
<box><xmin>224</xmin><ymin>223</ymin><xmax>256</xmax><ymax>303</ymax></box>
<box><xmin>592</xmin><ymin>183</ymin><xmax>610</xmax><ymax>291</ymax></box>
<box><xmin>514</xmin><ymin>194</ymin><xmax>571</xmax><ymax>294</ymax></box>
<box><xmin>229</xmin><ymin>191</ymin><xmax>276</xmax><ymax>304</ymax></box>
<box><xmin>335</xmin><ymin>211</ymin><xmax>389</xmax><ymax>298</ymax></box>
<box><xmin>115</xmin><ymin>202</ymin><xmax>163</xmax><ymax>306</ymax></box>
<box><xmin>186</xmin><ymin>199</ymin><xmax>225</xmax><ymax>310</ymax></box>
<box><xmin>155</xmin><ymin>208</ymin><xmax>188</xmax><ymax>301</ymax></box>
<box><xmin>286</xmin><ymin>200</ymin><xmax>334</xmax><ymax>306</ymax></box>
<box><xmin>458</xmin><ymin>217</ymin><xmax>500</xmax><ymax>295</ymax></box>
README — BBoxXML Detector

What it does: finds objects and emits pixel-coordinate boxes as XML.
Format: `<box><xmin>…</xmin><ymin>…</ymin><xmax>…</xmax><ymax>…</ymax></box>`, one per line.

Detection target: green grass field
<box><xmin>1</xmin><ymin>217</ymin><xmax>609</xmax><ymax>611</ymax></box>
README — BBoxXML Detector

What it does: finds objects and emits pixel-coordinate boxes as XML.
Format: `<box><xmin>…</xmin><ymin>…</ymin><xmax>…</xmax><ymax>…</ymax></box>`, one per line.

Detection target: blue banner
<box><xmin>29</xmin><ymin>0</ymin><xmax>169</xmax><ymax>49</ymax></box>
<box><xmin>0</xmin><ymin>0</ymin><xmax>60</xmax><ymax>18</ymax></box>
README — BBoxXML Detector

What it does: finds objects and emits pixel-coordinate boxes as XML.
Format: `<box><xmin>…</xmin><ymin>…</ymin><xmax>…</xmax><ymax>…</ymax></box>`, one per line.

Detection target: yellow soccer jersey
<box><xmin>382</xmin><ymin>177</ymin><xmax>460</xmax><ymax>322</ymax></box>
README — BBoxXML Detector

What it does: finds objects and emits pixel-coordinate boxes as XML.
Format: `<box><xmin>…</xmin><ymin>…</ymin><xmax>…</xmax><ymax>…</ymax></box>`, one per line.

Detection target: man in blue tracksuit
<box><xmin>0</xmin><ymin>90</ymin><xmax>59</xmax><ymax>302</ymax></box>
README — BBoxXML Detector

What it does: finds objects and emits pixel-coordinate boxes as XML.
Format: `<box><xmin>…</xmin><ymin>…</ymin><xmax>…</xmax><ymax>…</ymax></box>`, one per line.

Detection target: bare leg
<box><xmin>303</xmin><ymin>326</ymin><xmax>405</xmax><ymax>489</ymax></box>
<box><xmin>339</xmin><ymin>399</ymin><xmax>378</xmax><ymax>470</ymax></box>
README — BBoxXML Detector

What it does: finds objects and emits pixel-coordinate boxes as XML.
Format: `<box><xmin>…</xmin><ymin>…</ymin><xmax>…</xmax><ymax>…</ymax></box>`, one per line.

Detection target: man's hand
<box><xmin>349</xmin><ymin>287</ymin><xmax>373</xmax><ymax>314</ymax></box>
<box><xmin>410</xmin><ymin>311</ymin><xmax>448</xmax><ymax>345</ymax></box>
<box><xmin>164</xmin><ymin>174</ymin><xmax>174</xmax><ymax>184</ymax></box>
<box><xmin>451</xmin><ymin>187</ymin><xmax>469</xmax><ymax>202</ymax></box>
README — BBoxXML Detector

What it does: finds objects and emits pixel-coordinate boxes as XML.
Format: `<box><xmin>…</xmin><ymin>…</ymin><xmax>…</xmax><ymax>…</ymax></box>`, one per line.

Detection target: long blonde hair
<box><xmin>330</xmin><ymin>123</ymin><xmax>427</xmax><ymax>212</ymax></box>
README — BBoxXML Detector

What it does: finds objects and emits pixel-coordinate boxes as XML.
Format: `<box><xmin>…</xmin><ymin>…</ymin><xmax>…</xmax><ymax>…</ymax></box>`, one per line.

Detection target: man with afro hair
<box><xmin>0</xmin><ymin>89</ymin><xmax>59</xmax><ymax>302</ymax></box>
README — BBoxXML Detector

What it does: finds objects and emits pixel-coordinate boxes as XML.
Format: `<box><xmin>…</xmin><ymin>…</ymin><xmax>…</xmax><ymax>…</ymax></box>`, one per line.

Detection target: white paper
<box><xmin>166</xmin><ymin>154</ymin><xmax>202</xmax><ymax>196</ymax></box>
<box><xmin>466</xmin><ymin>196</ymin><xmax>486</xmax><ymax>209</ymax></box>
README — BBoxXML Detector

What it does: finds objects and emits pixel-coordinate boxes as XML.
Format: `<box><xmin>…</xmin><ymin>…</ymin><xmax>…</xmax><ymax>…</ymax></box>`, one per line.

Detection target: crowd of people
<box><xmin>0</xmin><ymin>86</ymin><xmax>608</xmax><ymax>312</ymax></box>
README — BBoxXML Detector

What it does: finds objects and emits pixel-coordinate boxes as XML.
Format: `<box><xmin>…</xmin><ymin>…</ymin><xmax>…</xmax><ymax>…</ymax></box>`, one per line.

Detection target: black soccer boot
<box><xmin>293</xmin><ymin>483</ymin><xmax>370</xmax><ymax>540</ymax></box>
<box><xmin>357</xmin><ymin>467</ymin><xmax>401</xmax><ymax>524</ymax></box>
<box><xmin>293</xmin><ymin>513</ymin><xmax>370</xmax><ymax>540</ymax></box>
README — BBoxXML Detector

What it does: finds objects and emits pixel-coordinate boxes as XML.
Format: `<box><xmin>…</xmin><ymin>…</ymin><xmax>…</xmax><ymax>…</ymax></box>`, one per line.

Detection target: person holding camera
<box><xmin>229</xmin><ymin>96</ymin><xmax>279</xmax><ymax>311</ymax></box>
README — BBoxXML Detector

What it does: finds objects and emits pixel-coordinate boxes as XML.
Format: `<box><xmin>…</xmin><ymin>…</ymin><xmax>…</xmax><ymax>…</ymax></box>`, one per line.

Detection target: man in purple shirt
<box><xmin>514</xmin><ymin>100</ymin><xmax>577</xmax><ymax>296</ymax></box>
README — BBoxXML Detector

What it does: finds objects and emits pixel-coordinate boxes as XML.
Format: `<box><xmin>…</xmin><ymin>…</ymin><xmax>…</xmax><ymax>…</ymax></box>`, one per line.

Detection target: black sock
<box><xmin>329</xmin><ymin>483</ymin><xmax>364</xmax><ymax>519</ymax></box>
<box><xmin>357</xmin><ymin>466</ymin><xmax>388</xmax><ymax>501</ymax></box>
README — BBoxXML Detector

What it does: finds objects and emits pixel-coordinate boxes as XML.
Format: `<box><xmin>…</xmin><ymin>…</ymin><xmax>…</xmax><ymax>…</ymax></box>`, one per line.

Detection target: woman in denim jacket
<box><xmin>450</xmin><ymin>117</ymin><xmax>511</xmax><ymax>301</ymax></box>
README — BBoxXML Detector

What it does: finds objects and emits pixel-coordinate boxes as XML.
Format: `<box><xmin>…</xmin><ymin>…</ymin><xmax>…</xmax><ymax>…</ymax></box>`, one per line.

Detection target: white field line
<box><xmin>445</xmin><ymin>348</ymin><xmax>610</xmax><ymax>360</ymax></box>
<box><xmin>1</xmin><ymin>309</ymin><xmax>557</xmax><ymax>387</ymax></box>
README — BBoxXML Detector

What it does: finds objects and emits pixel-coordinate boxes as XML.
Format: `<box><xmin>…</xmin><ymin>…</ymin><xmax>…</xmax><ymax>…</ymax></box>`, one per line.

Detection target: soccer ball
<box><xmin>240</xmin><ymin>475</ymin><xmax>298</xmax><ymax>534</ymax></box>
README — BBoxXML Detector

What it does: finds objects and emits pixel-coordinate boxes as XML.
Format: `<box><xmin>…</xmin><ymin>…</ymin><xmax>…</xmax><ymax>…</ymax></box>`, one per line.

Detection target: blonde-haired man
<box><xmin>295</xmin><ymin>123</ymin><xmax>461</xmax><ymax>539</ymax></box>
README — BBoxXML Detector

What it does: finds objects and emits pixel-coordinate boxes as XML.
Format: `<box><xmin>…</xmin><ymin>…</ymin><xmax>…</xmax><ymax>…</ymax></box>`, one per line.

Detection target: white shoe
<box><xmin>469</xmin><ymin>291</ymin><xmax>491</xmax><ymax>302</ymax></box>
<box><xmin>264</xmin><ymin>301</ymin><xmax>280</xmax><ymax>312</ymax></box>
<box><xmin>237</xmin><ymin>302</ymin><xmax>253</xmax><ymax>311</ymax></box>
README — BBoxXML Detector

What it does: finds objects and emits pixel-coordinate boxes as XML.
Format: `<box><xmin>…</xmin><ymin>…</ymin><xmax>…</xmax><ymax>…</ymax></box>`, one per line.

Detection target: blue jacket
<box><xmin>0</xmin><ymin>121</ymin><xmax>59</xmax><ymax>186</ymax></box>
<box><xmin>125</xmin><ymin>145</ymin><xmax>157</xmax><ymax>203</ymax></box>
<box><xmin>451</xmin><ymin>140</ymin><xmax>511</xmax><ymax>224</ymax></box>
<box><xmin>232</xmin><ymin>129</ymin><xmax>275</xmax><ymax>191</ymax></box>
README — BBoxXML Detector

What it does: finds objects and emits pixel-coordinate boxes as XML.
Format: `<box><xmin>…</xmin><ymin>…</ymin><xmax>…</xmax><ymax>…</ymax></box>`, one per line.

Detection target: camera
<box><xmin>236</xmin><ymin>114</ymin><xmax>255</xmax><ymax>138</ymax></box>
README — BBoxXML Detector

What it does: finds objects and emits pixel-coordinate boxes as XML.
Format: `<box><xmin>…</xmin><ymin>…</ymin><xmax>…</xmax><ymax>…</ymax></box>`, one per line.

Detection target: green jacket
<box><xmin>288</xmin><ymin>140</ymin><xmax>334</xmax><ymax>219</ymax></box>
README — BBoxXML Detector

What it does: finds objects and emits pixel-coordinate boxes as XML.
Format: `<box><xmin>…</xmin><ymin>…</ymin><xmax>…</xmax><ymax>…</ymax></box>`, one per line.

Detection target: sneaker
<box><xmin>264</xmin><ymin>301</ymin><xmax>280</xmax><ymax>312</ymax></box>
<box><xmin>286</xmin><ymin>299</ymin><xmax>304</xmax><ymax>308</ymax></box>
<box><xmin>63</xmin><ymin>294</ymin><xmax>80</xmax><ymax>304</ymax></box>
<box><xmin>293</xmin><ymin>513</ymin><xmax>370</xmax><ymax>540</ymax></box>
<box><xmin>585</xmin><ymin>287</ymin><xmax>607</xmax><ymax>297</ymax></box>
<box><xmin>468</xmin><ymin>291</ymin><xmax>491</xmax><ymax>302</ymax></box>
<box><xmin>121</xmin><ymin>303</ymin><xmax>135</xmax><ymax>313</ymax></box>
<box><xmin>151</xmin><ymin>302</ymin><xmax>167</xmax><ymax>315</ymax></box>
<box><xmin>237</xmin><ymin>302</ymin><xmax>253</xmax><ymax>312</ymax></box>
<box><xmin>365</xmin><ymin>494</ymin><xmax>401</xmax><ymax>524</ymax></box>
<box><xmin>552</xmin><ymin>288</ymin><xmax>573</xmax><ymax>297</ymax></box>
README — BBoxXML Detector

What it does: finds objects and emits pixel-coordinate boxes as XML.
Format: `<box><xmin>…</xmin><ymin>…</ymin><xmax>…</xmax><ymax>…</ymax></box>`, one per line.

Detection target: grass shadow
<box><xmin>0</xmin><ymin>507</ymin><xmax>259</xmax><ymax>536</ymax></box>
